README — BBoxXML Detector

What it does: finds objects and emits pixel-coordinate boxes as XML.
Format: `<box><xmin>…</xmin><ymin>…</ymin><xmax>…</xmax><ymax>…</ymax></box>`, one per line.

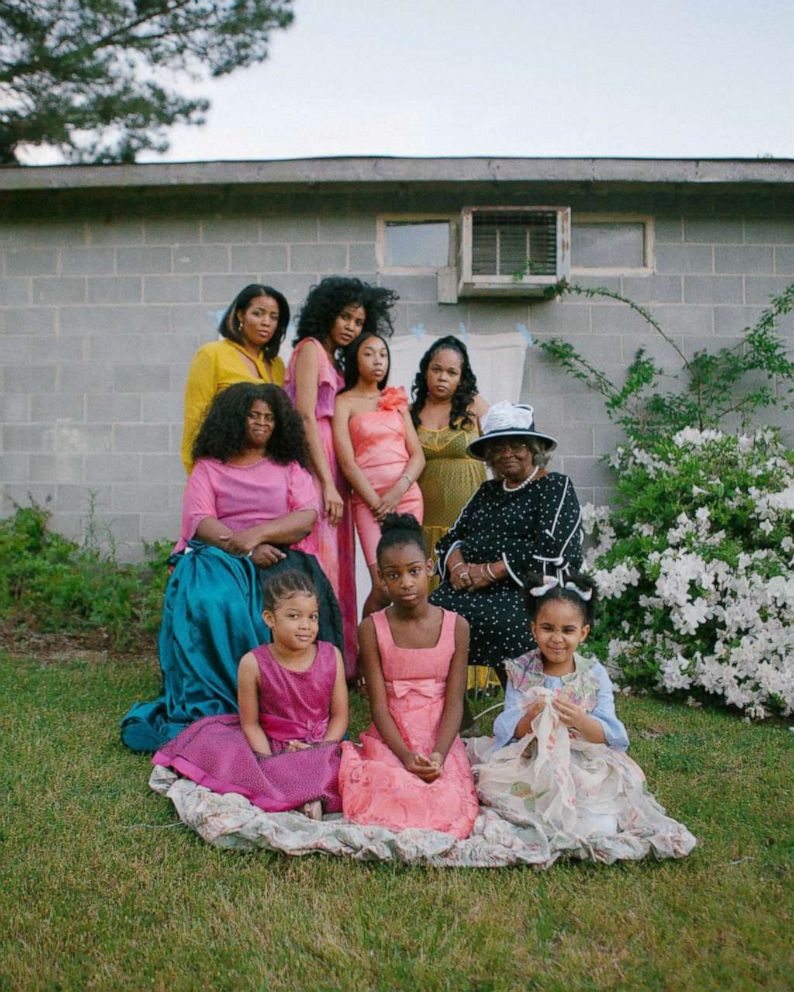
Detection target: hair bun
<box><xmin>380</xmin><ymin>512</ymin><xmax>422</xmax><ymax>535</ymax></box>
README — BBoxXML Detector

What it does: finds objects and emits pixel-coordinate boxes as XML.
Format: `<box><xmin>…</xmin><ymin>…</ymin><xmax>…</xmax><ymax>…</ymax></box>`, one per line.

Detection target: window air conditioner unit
<box><xmin>457</xmin><ymin>206</ymin><xmax>570</xmax><ymax>297</ymax></box>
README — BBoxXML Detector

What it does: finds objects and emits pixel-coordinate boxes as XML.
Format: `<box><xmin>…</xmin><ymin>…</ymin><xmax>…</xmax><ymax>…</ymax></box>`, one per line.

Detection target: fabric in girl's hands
<box><xmin>494</xmin><ymin>650</ymin><xmax>628</xmax><ymax>751</ymax></box>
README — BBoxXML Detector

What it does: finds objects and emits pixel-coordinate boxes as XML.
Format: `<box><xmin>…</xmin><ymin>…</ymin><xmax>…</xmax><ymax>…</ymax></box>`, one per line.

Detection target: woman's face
<box><xmin>236</xmin><ymin>295</ymin><xmax>280</xmax><ymax>353</ymax></box>
<box><xmin>243</xmin><ymin>399</ymin><xmax>275</xmax><ymax>451</ymax></box>
<box><xmin>328</xmin><ymin>303</ymin><xmax>366</xmax><ymax>349</ymax></box>
<box><xmin>486</xmin><ymin>437</ymin><xmax>534</xmax><ymax>484</ymax></box>
<box><xmin>356</xmin><ymin>335</ymin><xmax>389</xmax><ymax>386</ymax></box>
<box><xmin>426</xmin><ymin>347</ymin><xmax>463</xmax><ymax>402</ymax></box>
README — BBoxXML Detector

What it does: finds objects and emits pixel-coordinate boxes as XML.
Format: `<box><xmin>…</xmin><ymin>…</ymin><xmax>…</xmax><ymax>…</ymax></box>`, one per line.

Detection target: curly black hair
<box><xmin>341</xmin><ymin>332</ymin><xmax>391</xmax><ymax>393</ymax></box>
<box><xmin>192</xmin><ymin>382</ymin><xmax>308</xmax><ymax>467</ymax></box>
<box><xmin>376</xmin><ymin>512</ymin><xmax>428</xmax><ymax>561</ymax></box>
<box><xmin>410</xmin><ymin>335</ymin><xmax>480</xmax><ymax>430</ymax></box>
<box><xmin>293</xmin><ymin>276</ymin><xmax>398</xmax><ymax>361</ymax></box>
<box><xmin>523</xmin><ymin>571</ymin><xmax>598</xmax><ymax>627</ymax></box>
<box><xmin>218</xmin><ymin>284</ymin><xmax>290</xmax><ymax>363</ymax></box>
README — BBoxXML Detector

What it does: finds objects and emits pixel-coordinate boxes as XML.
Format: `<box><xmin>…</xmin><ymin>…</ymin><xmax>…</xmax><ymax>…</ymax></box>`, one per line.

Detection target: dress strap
<box><xmin>370</xmin><ymin>608</ymin><xmax>393</xmax><ymax>659</ymax></box>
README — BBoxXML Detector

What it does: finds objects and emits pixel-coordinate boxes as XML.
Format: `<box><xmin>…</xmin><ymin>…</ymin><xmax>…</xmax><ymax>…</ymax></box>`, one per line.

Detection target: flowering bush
<box><xmin>582</xmin><ymin>428</ymin><xmax>793</xmax><ymax>719</ymax></box>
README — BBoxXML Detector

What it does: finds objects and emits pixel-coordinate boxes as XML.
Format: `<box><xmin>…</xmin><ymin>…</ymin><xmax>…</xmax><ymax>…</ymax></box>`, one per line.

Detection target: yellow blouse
<box><xmin>181</xmin><ymin>338</ymin><xmax>285</xmax><ymax>473</ymax></box>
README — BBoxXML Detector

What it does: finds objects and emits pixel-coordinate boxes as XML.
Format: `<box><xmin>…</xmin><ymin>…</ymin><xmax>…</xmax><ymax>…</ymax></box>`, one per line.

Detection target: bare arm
<box><xmin>194</xmin><ymin>509</ymin><xmax>317</xmax><ymax>556</ymax></box>
<box><xmin>376</xmin><ymin>410</ymin><xmax>426</xmax><ymax>519</ymax></box>
<box><xmin>322</xmin><ymin>649</ymin><xmax>350</xmax><ymax>743</ymax></box>
<box><xmin>332</xmin><ymin>397</ymin><xmax>382</xmax><ymax>508</ymax></box>
<box><xmin>430</xmin><ymin>614</ymin><xmax>469</xmax><ymax>763</ymax></box>
<box><xmin>238</xmin><ymin>652</ymin><xmax>271</xmax><ymax>756</ymax></box>
<box><xmin>293</xmin><ymin>342</ymin><xmax>344</xmax><ymax>526</ymax></box>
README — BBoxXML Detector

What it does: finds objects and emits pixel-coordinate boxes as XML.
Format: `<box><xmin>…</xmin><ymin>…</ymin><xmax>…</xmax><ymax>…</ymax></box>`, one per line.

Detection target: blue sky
<box><xmin>149</xmin><ymin>0</ymin><xmax>794</xmax><ymax>163</ymax></box>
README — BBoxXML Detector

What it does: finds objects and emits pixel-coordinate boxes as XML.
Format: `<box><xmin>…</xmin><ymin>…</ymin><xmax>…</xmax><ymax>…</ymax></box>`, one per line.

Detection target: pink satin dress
<box><xmin>348</xmin><ymin>386</ymin><xmax>424</xmax><ymax>565</ymax></box>
<box><xmin>285</xmin><ymin>338</ymin><xmax>358</xmax><ymax>672</ymax></box>
<box><xmin>152</xmin><ymin>641</ymin><xmax>342</xmax><ymax>814</ymax></box>
<box><xmin>339</xmin><ymin>608</ymin><xmax>479</xmax><ymax>839</ymax></box>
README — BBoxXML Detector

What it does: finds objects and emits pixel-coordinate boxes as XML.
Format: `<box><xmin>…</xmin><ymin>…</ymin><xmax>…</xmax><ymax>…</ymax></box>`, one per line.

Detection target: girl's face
<box><xmin>426</xmin><ymin>347</ymin><xmax>463</xmax><ymax>402</ymax></box>
<box><xmin>328</xmin><ymin>303</ymin><xmax>366</xmax><ymax>349</ymax></box>
<box><xmin>378</xmin><ymin>542</ymin><xmax>432</xmax><ymax>608</ymax></box>
<box><xmin>263</xmin><ymin>593</ymin><xmax>319</xmax><ymax>652</ymax></box>
<box><xmin>356</xmin><ymin>335</ymin><xmax>389</xmax><ymax>386</ymax></box>
<box><xmin>237</xmin><ymin>295</ymin><xmax>280</xmax><ymax>352</ymax></box>
<box><xmin>243</xmin><ymin>399</ymin><xmax>275</xmax><ymax>451</ymax></box>
<box><xmin>531</xmin><ymin>598</ymin><xmax>590</xmax><ymax>669</ymax></box>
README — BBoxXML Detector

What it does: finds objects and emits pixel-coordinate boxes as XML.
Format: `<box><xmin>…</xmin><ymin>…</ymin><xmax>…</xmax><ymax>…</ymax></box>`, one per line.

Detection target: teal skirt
<box><xmin>120</xmin><ymin>542</ymin><xmax>343</xmax><ymax>753</ymax></box>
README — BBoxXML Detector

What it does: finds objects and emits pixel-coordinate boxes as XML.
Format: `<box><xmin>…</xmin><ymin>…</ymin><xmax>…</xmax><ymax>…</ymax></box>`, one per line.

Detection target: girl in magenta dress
<box><xmin>333</xmin><ymin>332</ymin><xmax>425</xmax><ymax>617</ymax></box>
<box><xmin>338</xmin><ymin>515</ymin><xmax>479</xmax><ymax>840</ymax></box>
<box><xmin>285</xmin><ymin>278</ymin><xmax>397</xmax><ymax>671</ymax></box>
<box><xmin>153</xmin><ymin>571</ymin><xmax>349</xmax><ymax>817</ymax></box>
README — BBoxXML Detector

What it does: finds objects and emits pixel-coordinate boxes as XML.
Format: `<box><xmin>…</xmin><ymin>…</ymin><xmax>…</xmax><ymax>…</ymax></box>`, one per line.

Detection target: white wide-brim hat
<box><xmin>467</xmin><ymin>402</ymin><xmax>557</xmax><ymax>461</ymax></box>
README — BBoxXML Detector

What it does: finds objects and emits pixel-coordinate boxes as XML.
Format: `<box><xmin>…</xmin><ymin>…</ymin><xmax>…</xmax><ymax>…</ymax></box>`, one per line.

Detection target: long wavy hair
<box><xmin>192</xmin><ymin>382</ymin><xmax>308</xmax><ymax>466</ymax></box>
<box><xmin>340</xmin><ymin>332</ymin><xmax>391</xmax><ymax>393</ymax></box>
<box><xmin>293</xmin><ymin>276</ymin><xmax>397</xmax><ymax>363</ymax></box>
<box><xmin>410</xmin><ymin>336</ymin><xmax>479</xmax><ymax>430</ymax></box>
<box><xmin>218</xmin><ymin>283</ymin><xmax>290</xmax><ymax>363</ymax></box>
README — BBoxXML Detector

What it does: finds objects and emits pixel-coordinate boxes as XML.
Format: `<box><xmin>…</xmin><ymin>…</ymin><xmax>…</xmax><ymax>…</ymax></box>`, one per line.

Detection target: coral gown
<box><xmin>348</xmin><ymin>386</ymin><xmax>424</xmax><ymax>565</ymax></box>
<box><xmin>152</xmin><ymin>641</ymin><xmax>342</xmax><ymax>814</ymax></box>
<box><xmin>285</xmin><ymin>337</ymin><xmax>358</xmax><ymax>672</ymax></box>
<box><xmin>339</xmin><ymin>608</ymin><xmax>479</xmax><ymax>839</ymax></box>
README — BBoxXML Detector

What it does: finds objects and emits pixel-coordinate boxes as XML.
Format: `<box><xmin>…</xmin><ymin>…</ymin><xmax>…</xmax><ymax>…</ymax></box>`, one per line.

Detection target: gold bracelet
<box><xmin>450</xmin><ymin>561</ymin><xmax>466</xmax><ymax>573</ymax></box>
<box><xmin>485</xmin><ymin>562</ymin><xmax>497</xmax><ymax>582</ymax></box>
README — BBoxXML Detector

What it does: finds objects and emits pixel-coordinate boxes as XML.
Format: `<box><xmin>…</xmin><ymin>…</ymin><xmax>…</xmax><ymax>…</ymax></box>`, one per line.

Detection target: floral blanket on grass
<box><xmin>149</xmin><ymin>694</ymin><xmax>696</xmax><ymax>867</ymax></box>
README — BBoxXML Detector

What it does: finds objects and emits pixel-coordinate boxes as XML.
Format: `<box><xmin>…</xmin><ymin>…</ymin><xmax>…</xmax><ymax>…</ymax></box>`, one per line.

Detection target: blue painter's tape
<box><xmin>458</xmin><ymin>322</ymin><xmax>468</xmax><ymax>342</ymax></box>
<box><xmin>410</xmin><ymin>324</ymin><xmax>426</xmax><ymax>340</ymax></box>
<box><xmin>516</xmin><ymin>323</ymin><xmax>534</xmax><ymax>347</ymax></box>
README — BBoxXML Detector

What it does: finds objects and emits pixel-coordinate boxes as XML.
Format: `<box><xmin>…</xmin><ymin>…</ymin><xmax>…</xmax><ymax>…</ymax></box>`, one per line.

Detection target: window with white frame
<box><xmin>378</xmin><ymin>217</ymin><xmax>453</xmax><ymax>271</ymax></box>
<box><xmin>571</xmin><ymin>215</ymin><xmax>653</xmax><ymax>273</ymax></box>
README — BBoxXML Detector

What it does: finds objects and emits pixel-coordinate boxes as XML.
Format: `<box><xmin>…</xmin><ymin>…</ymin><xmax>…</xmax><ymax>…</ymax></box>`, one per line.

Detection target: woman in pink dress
<box><xmin>339</xmin><ymin>514</ymin><xmax>479</xmax><ymax>840</ymax></box>
<box><xmin>285</xmin><ymin>277</ymin><xmax>397</xmax><ymax>672</ymax></box>
<box><xmin>154</xmin><ymin>570</ymin><xmax>348</xmax><ymax>818</ymax></box>
<box><xmin>333</xmin><ymin>332</ymin><xmax>425</xmax><ymax>618</ymax></box>
<box><xmin>120</xmin><ymin>383</ymin><xmax>342</xmax><ymax>753</ymax></box>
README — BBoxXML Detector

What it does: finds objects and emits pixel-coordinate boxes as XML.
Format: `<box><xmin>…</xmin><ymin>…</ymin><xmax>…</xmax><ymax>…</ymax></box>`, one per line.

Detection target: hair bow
<box><xmin>528</xmin><ymin>576</ymin><xmax>592</xmax><ymax>601</ymax></box>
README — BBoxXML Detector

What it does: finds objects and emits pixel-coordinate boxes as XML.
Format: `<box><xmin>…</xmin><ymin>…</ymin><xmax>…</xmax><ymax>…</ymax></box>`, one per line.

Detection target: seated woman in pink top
<box><xmin>333</xmin><ymin>331</ymin><xmax>425</xmax><ymax>618</ymax></box>
<box><xmin>121</xmin><ymin>383</ymin><xmax>342</xmax><ymax>753</ymax></box>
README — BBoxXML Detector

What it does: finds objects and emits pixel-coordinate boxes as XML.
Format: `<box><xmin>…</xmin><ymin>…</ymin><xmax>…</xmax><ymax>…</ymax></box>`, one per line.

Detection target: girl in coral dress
<box><xmin>153</xmin><ymin>570</ymin><xmax>348</xmax><ymax>819</ymax></box>
<box><xmin>286</xmin><ymin>277</ymin><xmax>397</xmax><ymax>672</ymax></box>
<box><xmin>333</xmin><ymin>332</ymin><xmax>425</xmax><ymax>617</ymax></box>
<box><xmin>338</xmin><ymin>514</ymin><xmax>479</xmax><ymax>840</ymax></box>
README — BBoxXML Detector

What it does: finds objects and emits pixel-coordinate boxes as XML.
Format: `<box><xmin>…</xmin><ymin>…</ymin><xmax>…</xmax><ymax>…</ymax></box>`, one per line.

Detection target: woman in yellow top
<box><xmin>181</xmin><ymin>283</ymin><xmax>290</xmax><ymax>473</ymax></box>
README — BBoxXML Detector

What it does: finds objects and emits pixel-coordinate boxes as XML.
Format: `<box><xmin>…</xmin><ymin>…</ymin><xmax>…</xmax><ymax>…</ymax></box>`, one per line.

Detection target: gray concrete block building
<box><xmin>1</xmin><ymin>157</ymin><xmax>792</xmax><ymax>557</ymax></box>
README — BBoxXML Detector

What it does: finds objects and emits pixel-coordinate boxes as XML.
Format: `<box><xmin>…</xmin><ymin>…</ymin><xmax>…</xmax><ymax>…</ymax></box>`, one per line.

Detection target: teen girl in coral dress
<box><xmin>333</xmin><ymin>332</ymin><xmax>424</xmax><ymax>618</ymax></box>
<box><xmin>339</xmin><ymin>515</ymin><xmax>479</xmax><ymax>840</ymax></box>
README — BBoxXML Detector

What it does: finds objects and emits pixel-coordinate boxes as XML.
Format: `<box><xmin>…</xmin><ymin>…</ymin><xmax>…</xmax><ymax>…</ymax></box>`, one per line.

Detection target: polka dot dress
<box><xmin>429</xmin><ymin>472</ymin><xmax>583</xmax><ymax>669</ymax></box>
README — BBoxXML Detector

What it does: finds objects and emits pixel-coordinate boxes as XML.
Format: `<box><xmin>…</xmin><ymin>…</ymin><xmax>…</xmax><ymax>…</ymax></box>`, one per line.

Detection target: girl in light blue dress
<box><xmin>467</xmin><ymin>572</ymin><xmax>696</xmax><ymax>863</ymax></box>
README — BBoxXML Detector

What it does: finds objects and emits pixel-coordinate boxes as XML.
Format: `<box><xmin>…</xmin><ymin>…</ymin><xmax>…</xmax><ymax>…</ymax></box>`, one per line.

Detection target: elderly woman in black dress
<box><xmin>430</xmin><ymin>402</ymin><xmax>583</xmax><ymax>684</ymax></box>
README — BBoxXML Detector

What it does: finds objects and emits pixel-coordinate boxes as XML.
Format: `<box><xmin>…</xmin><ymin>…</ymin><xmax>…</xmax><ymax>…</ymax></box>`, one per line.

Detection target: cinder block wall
<box><xmin>1</xmin><ymin>183</ymin><xmax>793</xmax><ymax>558</ymax></box>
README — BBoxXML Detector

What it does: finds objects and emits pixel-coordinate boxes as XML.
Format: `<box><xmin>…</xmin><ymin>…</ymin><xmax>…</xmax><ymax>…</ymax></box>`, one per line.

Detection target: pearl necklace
<box><xmin>502</xmin><ymin>466</ymin><xmax>539</xmax><ymax>492</ymax></box>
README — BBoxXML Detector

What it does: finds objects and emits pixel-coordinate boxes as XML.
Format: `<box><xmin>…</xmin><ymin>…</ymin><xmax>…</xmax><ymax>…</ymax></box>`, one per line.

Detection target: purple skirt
<box><xmin>153</xmin><ymin>714</ymin><xmax>342</xmax><ymax>813</ymax></box>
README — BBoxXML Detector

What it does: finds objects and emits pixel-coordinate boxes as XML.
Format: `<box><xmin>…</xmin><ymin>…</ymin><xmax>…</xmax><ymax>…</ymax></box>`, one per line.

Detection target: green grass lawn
<box><xmin>1</xmin><ymin>651</ymin><xmax>791</xmax><ymax>992</ymax></box>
